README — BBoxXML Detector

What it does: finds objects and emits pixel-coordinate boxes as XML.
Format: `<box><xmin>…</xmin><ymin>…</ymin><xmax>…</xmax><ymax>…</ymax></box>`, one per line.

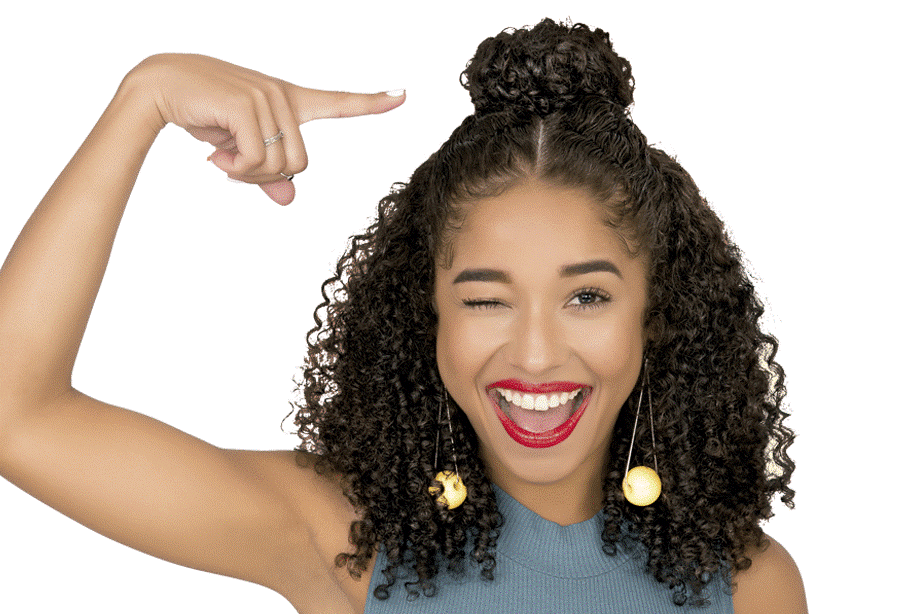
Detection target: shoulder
<box><xmin>732</xmin><ymin>534</ymin><xmax>808</xmax><ymax>614</ymax></box>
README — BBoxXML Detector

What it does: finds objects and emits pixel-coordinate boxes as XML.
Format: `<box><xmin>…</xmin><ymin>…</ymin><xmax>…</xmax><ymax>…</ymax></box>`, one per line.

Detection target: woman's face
<box><xmin>434</xmin><ymin>178</ymin><xmax>650</xmax><ymax>493</ymax></box>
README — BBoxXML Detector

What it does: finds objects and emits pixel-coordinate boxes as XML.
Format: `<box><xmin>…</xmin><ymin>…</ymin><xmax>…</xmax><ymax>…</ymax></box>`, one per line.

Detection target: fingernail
<box><xmin>385</xmin><ymin>89</ymin><xmax>405</xmax><ymax>97</ymax></box>
<box><xmin>227</xmin><ymin>177</ymin><xmax>244</xmax><ymax>184</ymax></box>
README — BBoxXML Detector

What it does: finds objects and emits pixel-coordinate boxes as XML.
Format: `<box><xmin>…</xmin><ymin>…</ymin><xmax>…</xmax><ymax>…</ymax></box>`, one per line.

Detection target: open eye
<box><xmin>567</xmin><ymin>288</ymin><xmax>611</xmax><ymax>309</ymax></box>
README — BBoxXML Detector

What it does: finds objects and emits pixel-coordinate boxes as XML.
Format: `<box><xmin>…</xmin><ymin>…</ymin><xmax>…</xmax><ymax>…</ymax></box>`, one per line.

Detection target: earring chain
<box><xmin>624</xmin><ymin>360</ymin><xmax>658</xmax><ymax>475</ymax></box>
<box><xmin>434</xmin><ymin>393</ymin><xmax>459</xmax><ymax>476</ymax></box>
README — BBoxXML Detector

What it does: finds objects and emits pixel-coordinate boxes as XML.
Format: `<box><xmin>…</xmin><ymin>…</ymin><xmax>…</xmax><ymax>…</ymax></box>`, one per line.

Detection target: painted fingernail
<box><xmin>385</xmin><ymin>89</ymin><xmax>405</xmax><ymax>97</ymax></box>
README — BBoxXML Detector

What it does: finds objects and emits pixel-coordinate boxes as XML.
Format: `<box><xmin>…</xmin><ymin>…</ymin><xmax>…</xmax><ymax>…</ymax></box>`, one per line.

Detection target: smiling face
<box><xmin>434</xmin><ymin>178</ymin><xmax>650</xmax><ymax>513</ymax></box>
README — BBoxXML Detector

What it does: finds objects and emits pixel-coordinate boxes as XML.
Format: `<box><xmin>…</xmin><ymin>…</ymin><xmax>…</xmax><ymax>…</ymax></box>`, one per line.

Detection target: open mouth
<box><xmin>486</xmin><ymin>382</ymin><xmax>592</xmax><ymax>449</ymax></box>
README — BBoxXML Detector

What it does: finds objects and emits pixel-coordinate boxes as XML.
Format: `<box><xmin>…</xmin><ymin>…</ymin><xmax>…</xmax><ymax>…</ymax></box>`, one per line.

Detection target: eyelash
<box><xmin>462</xmin><ymin>299</ymin><xmax>503</xmax><ymax>310</ymax></box>
<box><xmin>569</xmin><ymin>287</ymin><xmax>611</xmax><ymax>309</ymax></box>
<box><xmin>462</xmin><ymin>288</ymin><xmax>611</xmax><ymax>311</ymax></box>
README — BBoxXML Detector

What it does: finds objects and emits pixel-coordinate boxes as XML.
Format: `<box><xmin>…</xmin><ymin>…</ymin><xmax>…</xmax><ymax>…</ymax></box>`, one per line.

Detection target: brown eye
<box><xmin>568</xmin><ymin>288</ymin><xmax>610</xmax><ymax>309</ymax></box>
<box><xmin>577</xmin><ymin>292</ymin><xmax>598</xmax><ymax>304</ymax></box>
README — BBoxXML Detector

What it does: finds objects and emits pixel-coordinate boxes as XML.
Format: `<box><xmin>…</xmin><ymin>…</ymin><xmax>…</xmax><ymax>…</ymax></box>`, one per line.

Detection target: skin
<box><xmin>0</xmin><ymin>54</ymin><xmax>806</xmax><ymax>613</ymax></box>
<box><xmin>434</xmin><ymin>180</ymin><xmax>809</xmax><ymax>612</ymax></box>
<box><xmin>434</xmin><ymin>178</ymin><xmax>650</xmax><ymax>525</ymax></box>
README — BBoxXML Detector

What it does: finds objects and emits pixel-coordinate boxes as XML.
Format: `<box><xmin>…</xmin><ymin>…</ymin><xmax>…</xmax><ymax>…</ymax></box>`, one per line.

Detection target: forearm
<box><xmin>0</xmin><ymin>71</ymin><xmax>164</xmax><ymax>408</ymax></box>
<box><xmin>0</xmin><ymin>54</ymin><xmax>404</xmax><ymax>416</ymax></box>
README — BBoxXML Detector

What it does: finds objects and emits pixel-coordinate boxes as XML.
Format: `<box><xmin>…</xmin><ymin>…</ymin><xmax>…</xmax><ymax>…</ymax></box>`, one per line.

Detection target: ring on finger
<box><xmin>280</xmin><ymin>172</ymin><xmax>294</xmax><ymax>181</ymax></box>
<box><xmin>263</xmin><ymin>131</ymin><xmax>284</xmax><ymax>147</ymax></box>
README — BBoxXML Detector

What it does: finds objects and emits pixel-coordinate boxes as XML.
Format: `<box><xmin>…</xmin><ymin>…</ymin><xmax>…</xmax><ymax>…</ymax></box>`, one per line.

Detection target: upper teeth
<box><xmin>495</xmin><ymin>388</ymin><xmax>583</xmax><ymax>412</ymax></box>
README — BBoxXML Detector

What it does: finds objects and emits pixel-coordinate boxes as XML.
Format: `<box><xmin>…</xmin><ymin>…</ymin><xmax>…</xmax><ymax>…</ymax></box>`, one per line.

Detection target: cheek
<box><xmin>568</xmin><ymin>313</ymin><xmax>644</xmax><ymax>380</ymax></box>
<box><xmin>435</xmin><ymin>307</ymin><xmax>503</xmax><ymax>400</ymax></box>
<box><xmin>435</xmin><ymin>312</ymin><xmax>457</xmax><ymax>388</ymax></box>
<box><xmin>435</xmin><ymin>307</ymin><xmax>474</xmax><ymax>395</ymax></box>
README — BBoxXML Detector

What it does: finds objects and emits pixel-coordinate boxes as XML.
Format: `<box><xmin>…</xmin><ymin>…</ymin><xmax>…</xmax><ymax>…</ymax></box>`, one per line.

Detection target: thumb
<box><xmin>292</xmin><ymin>87</ymin><xmax>406</xmax><ymax>123</ymax></box>
<box><xmin>258</xmin><ymin>178</ymin><xmax>296</xmax><ymax>206</ymax></box>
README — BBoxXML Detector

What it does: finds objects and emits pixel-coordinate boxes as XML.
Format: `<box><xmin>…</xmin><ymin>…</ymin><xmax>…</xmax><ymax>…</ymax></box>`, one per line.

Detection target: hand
<box><xmin>130</xmin><ymin>54</ymin><xmax>405</xmax><ymax>205</ymax></box>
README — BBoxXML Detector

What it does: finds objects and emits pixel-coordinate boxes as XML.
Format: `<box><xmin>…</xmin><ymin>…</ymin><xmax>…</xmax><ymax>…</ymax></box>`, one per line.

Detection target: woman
<box><xmin>0</xmin><ymin>18</ymin><xmax>806</xmax><ymax>613</ymax></box>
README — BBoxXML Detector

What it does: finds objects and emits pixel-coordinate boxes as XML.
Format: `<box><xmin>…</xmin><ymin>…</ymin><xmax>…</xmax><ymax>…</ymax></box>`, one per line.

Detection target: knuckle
<box><xmin>269</xmin><ymin>153</ymin><xmax>288</xmax><ymax>173</ymax></box>
<box><xmin>249</xmin><ymin>85</ymin><xmax>270</xmax><ymax>107</ymax></box>
<box><xmin>242</xmin><ymin>148</ymin><xmax>266</xmax><ymax>170</ymax></box>
<box><xmin>340</xmin><ymin>92</ymin><xmax>373</xmax><ymax>117</ymax></box>
<box><xmin>285</xmin><ymin>151</ymin><xmax>307</xmax><ymax>174</ymax></box>
<box><xmin>263</xmin><ymin>79</ymin><xmax>286</xmax><ymax>100</ymax></box>
<box><xmin>228</xmin><ymin>90</ymin><xmax>256</xmax><ymax>113</ymax></box>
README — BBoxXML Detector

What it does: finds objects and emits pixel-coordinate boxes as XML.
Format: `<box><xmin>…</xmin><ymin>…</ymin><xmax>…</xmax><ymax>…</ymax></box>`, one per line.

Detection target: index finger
<box><xmin>291</xmin><ymin>87</ymin><xmax>406</xmax><ymax>123</ymax></box>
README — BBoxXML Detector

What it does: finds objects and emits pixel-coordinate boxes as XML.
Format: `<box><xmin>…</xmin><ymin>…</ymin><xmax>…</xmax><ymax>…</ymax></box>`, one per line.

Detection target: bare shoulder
<box><xmin>732</xmin><ymin>534</ymin><xmax>808</xmax><ymax>614</ymax></box>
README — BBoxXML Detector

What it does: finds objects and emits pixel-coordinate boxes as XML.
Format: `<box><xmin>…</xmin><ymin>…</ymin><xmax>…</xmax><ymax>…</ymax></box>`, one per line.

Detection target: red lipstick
<box><xmin>489</xmin><ymin>379</ymin><xmax>584</xmax><ymax>394</ymax></box>
<box><xmin>487</xmin><ymin>380</ymin><xmax>590</xmax><ymax>449</ymax></box>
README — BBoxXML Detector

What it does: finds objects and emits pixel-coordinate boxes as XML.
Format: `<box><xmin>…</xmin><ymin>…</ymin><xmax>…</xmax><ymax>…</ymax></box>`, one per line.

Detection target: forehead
<box><xmin>443</xmin><ymin>179</ymin><xmax>634</xmax><ymax>271</ymax></box>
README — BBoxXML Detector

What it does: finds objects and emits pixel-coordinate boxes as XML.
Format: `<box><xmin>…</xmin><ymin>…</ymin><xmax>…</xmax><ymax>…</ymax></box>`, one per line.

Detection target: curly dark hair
<box><xmin>291</xmin><ymin>17</ymin><xmax>796</xmax><ymax>607</ymax></box>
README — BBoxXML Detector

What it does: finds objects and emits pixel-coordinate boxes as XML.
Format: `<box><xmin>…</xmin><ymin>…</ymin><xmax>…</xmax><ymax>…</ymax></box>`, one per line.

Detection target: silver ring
<box><xmin>280</xmin><ymin>172</ymin><xmax>294</xmax><ymax>181</ymax></box>
<box><xmin>263</xmin><ymin>131</ymin><xmax>284</xmax><ymax>147</ymax></box>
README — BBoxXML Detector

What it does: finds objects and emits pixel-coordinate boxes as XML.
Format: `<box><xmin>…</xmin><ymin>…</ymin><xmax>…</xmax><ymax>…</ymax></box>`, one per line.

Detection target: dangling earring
<box><xmin>622</xmin><ymin>361</ymin><xmax>662</xmax><ymax>506</ymax></box>
<box><xmin>429</xmin><ymin>394</ymin><xmax>467</xmax><ymax>510</ymax></box>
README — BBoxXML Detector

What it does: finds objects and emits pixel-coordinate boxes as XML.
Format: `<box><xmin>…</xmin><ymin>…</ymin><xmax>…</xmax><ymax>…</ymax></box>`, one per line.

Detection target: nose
<box><xmin>506</xmin><ymin>305</ymin><xmax>568</xmax><ymax>375</ymax></box>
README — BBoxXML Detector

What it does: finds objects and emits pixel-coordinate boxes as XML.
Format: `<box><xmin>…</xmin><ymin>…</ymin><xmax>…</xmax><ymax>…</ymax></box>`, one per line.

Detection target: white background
<box><xmin>1</xmin><ymin>1</ymin><xmax>906</xmax><ymax>611</ymax></box>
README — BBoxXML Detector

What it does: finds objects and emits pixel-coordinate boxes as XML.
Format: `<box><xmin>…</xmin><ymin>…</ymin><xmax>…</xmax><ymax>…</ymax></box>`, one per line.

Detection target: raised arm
<box><xmin>0</xmin><ymin>54</ymin><xmax>403</xmax><ymax>597</ymax></box>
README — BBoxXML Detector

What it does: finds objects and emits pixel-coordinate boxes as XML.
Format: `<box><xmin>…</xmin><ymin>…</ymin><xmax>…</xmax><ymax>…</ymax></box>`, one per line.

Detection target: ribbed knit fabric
<box><xmin>364</xmin><ymin>483</ymin><xmax>734</xmax><ymax>613</ymax></box>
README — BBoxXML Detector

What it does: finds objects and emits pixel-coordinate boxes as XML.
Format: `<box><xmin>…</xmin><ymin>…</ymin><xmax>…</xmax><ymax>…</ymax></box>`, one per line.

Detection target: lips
<box><xmin>490</xmin><ymin>379</ymin><xmax>584</xmax><ymax>394</ymax></box>
<box><xmin>486</xmin><ymin>380</ymin><xmax>591</xmax><ymax>448</ymax></box>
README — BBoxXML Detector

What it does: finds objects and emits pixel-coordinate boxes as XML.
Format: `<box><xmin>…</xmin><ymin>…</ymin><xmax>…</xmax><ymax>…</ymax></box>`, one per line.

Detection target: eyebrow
<box><xmin>452</xmin><ymin>268</ymin><xmax>510</xmax><ymax>284</ymax></box>
<box><xmin>452</xmin><ymin>259</ymin><xmax>623</xmax><ymax>284</ymax></box>
<box><xmin>560</xmin><ymin>259</ymin><xmax>623</xmax><ymax>279</ymax></box>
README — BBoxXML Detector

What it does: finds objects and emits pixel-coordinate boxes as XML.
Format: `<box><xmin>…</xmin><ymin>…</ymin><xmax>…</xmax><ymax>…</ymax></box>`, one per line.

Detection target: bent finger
<box><xmin>208</xmin><ymin>111</ymin><xmax>266</xmax><ymax>176</ymax></box>
<box><xmin>268</xmin><ymin>86</ymin><xmax>309</xmax><ymax>175</ymax></box>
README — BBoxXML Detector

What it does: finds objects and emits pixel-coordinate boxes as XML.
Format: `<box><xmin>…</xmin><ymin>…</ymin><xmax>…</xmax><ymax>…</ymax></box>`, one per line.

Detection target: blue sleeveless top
<box><xmin>364</xmin><ymin>483</ymin><xmax>734</xmax><ymax>613</ymax></box>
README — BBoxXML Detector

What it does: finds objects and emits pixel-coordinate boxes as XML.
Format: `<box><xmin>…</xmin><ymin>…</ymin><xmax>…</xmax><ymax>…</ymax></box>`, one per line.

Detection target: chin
<box><xmin>479</xmin><ymin>406</ymin><xmax>608</xmax><ymax>488</ymax></box>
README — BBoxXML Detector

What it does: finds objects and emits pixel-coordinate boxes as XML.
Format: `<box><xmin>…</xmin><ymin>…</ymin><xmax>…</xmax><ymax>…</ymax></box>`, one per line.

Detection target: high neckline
<box><xmin>491</xmin><ymin>483</ymin><xmax>632</xmax><ymax>578</ymax></box>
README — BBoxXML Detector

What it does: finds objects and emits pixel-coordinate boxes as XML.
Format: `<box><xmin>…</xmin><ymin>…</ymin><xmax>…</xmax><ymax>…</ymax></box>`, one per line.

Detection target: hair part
<box><xmin>435</xmin><ymin>108</ymin><xmax>644</xmax><ymax>271</ymax></box>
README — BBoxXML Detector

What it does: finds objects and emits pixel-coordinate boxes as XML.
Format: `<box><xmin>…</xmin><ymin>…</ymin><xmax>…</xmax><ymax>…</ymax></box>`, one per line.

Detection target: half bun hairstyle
<box><xmin>463</xmin><ymin>17</ymin><xmax>635</xmax><ymax>116</ymax></box>
<box><xmin>294</xmin><ymin>18</ymin><xmax>795</xmax><ymax>608</ymax></box>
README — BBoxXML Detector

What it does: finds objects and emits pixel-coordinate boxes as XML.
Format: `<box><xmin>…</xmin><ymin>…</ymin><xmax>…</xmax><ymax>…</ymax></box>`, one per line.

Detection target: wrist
<box><xmin>115</xmin><ymin>57</ymin><xmax>170</xmax><ymax>139</ymax></box>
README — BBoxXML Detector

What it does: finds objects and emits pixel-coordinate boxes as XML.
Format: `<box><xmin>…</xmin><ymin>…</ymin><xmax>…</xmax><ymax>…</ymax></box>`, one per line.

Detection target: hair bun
<box><xmin>462</xmin><ymin>18</ymin><xmax>635</xmax><ymax>116</ymax></box>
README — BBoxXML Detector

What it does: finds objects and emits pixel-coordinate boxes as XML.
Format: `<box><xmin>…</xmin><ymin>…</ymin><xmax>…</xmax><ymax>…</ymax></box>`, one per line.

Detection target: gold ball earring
<box><xmin>622</xmin><ymin>361</ymin><xmax>662</xmax><ymax>506</ymax></box>
<box><xmin>429</xmin><ymin>394</ymin><xmax>467</xmax><ymax>509</ymax></box>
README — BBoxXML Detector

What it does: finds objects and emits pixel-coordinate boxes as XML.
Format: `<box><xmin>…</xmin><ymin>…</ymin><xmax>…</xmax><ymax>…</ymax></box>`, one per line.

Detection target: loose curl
<box><xmin>291</xmin><ymin>18</ymin><xmax>795</xmax><ymax>607</ymax></box>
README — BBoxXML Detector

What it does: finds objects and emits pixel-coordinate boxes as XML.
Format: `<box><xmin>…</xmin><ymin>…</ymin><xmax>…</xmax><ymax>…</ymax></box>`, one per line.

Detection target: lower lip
<box><xmin>491</xmin><ymin>393</ymin><xmax>590</xmax><ymax>449</ymax></box>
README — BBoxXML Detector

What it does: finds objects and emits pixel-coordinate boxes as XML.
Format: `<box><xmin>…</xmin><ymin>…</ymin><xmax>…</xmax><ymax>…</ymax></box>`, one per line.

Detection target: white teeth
<box><xmin>495</xmin><ymin>387</ymin><xmax>584</xmax><ymax>412</ymax></box>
